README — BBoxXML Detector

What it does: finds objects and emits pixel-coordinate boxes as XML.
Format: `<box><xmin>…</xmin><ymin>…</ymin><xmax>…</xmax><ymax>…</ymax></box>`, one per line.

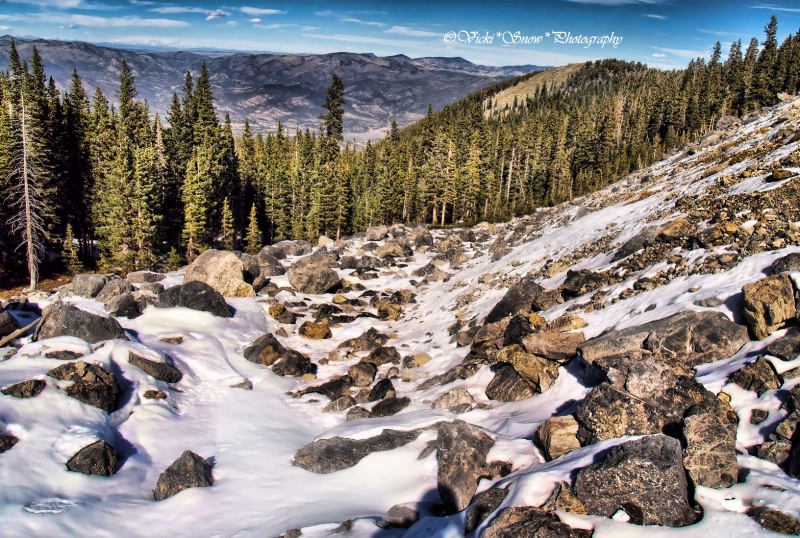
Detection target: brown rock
<box><xmin>522</xmin><ymin>331</ymin><xmax>585</xmax><ymax>363</ymax></box>
<box><xmin>729</xmin><ymin>356</ymin><xmax>781</xmax><ymax>396</ymax></box>
<box><xmin>485</xmin><ymin>363</ymin><xmax>535</xmax><ymax>402</ymax></box>
<box><xmin>436</xmin><ymin>420</ymin><xmax>495</xmax><ymax>514</ymax></box>
<box><xmin>537</xmin><ymin>416</ymin><xmax>581</xmax><ymax>461</ymax></box>
<box><xmin>548</xmin><ymin>315</ymin><xmax>587</xmax><ymax>333</ymax></box>
<box><xmin>184</xmin><ymin>250</ymin><xmax>256</xmax><ymax>297</ymax></box>
<box><xmin>496</xmin><ymin>345</ymin><xmax>559</xmax><ymax>393</ymax></box>
<box><xmin>298</xmin><ymin>321</ymin><xmax>332</xmax><ymax>340</ymax></box>
<box><xmin>482</xmin><ymin>507</ymin><xmax>591</xmax><ymax>538</ymax></box>
<box><xmin>742</xmin><ymin>275</ymin><xmax>797</xmax><ymax>340</ymax></box>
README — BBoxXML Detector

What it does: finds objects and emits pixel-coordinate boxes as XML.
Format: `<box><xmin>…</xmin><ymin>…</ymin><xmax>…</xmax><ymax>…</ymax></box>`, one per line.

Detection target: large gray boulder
<box><xmin>574</xmin><ymin>434</ymin><xmax>700</xmax><ymax>527</ymax></box>
<box><xmin>243</xmin><ymin>333</ymin><xmax>286</xmax><ymax>366</ymax></box>
<box><xmin>485</xmin><ymin>276</ymin><xmax>545</xmax><ymax>324</ymax></box>
<box><xmin>126</xmin><ymin>271</ymin><xmax>166</xmax><ymax>283</ymax></box>
<box><xmin>437</xmin><ymin>420</ymin><xmax>495</xmax><ymax>514</ymax></box>
<box><xmin>157</xmin><ymin>281</ymin><xmax>232</xmax><ymax>318</ymax></box>
<box><xmin>184</xmin><ymin>250</ymin><xmax>256</xmax><ymax>298</ymax></box>
<box><xmin>153</xmin><ymin>450</ymin><xmax>214</xmax><ymax>501</ymax></box>
<box><xmin>293</xmin><ymin>428</ymin><xmax>425</xmax><ymax>473</ymax></box>
<box><xmin>35</xmin><ymin>304</ymin><xmax>127</xmax><ymax>344</ymax></box>
<box><xmin>71</xmin><ymin>274</ymin><xmax>109</xmax><ymax>298</ymax></box>
<box><xmin>256</xmin><ymin>248</ymin><xmax>286</xmax><ymax>277</ymax></box>
<box><xmin>0</xmin><ymin>310</ymin><xmax>20</xmax><ymax>338</ymax></box>
<box><xmin>96</xmin><ymin>279</ymin><xmax>135</xmax><ymax>304</ymax></box>
<box><xmin>66</xmin><ymin>440</ymin><xmax>118</xmax><ymax>476</ymax></box>
<box><xmin>287</xmin><ymin>255</ymin><xmax>341</xmax><ymax>294</ymax></box>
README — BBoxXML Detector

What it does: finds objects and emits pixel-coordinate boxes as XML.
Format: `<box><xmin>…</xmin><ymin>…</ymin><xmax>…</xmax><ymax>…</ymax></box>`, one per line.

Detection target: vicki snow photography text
<box><xmin>443</xmin><ymin>30</ymin><xmax>624</xmax><ymax>48</ymax></box>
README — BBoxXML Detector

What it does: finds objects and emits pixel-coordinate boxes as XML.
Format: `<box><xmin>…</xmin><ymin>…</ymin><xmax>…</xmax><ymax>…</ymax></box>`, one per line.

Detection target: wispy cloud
<box><xmin>565</xmin><ymin>0</ymin><xmax>671</xmax><ymax>4</ymax></box>
<box><xmin>248</xmin><ymin>18</ymin><xmax>261</xmax><ymax>24</ymax></box>
<box><xmin>340</xmin><ymin>17</ymin><xmax>385</xmax><ymax>27</ymax></box>
<box><xmin>225</xmin><ymin>21</ymin><xmax>237</xmax><ymax>27</ymax></box>
<box><xmin>698</xmin><ymin>28</ymin><xmax>742</xmax><ymax>37</ymax></box>
<box><xmin>645</xmin><ymin>14</ymin><xmax>667</xmax><ymax>20</ymax></box>
<box><xmin>240</xmin><ymin>7</ymin><xmax>286</xmax><ymax>16</ymax></box>
<box><xmin>315</xmin><ymin>10</ymin><xmax>386</xmax><ymax>27</ymax></box>
<box><xmin>26</xmin><ymin>13</ymin><xmax>190</xmax><ymax>28</ymax></box>
<box><xmin>651</xmin><ymin>52</ymin><xmax>668</xmax><ymax>57</ymax></box>
<box><xmin>384</xmin><ymin>26</ymin><xmax>439</xmax><ymax>37</ymax></box>
<box><xmin>750</xmin><ymin>3</ymin><xmax>800</xmax><ymax>13</ymax></box>
<box><xmin>651</xmin><ymin>46</ymin><xmax>711</xmax><ymax>58</ymax></box>
<box><xmin>150</xmin><ymin>6</ymin><xmax>208</xmax><ymax>15</ymax></box>
<box><xmin>254</xmin><ymin>23</ymin><xmax>294</xmax><ymax>30</ymax></box>
<box><xmin>206</xmin><ymin>9</ymin><xmax>228</xmax><ymax>20</ymax></box>
<box><xmin>6</xmin><ymin>0</ymin><xmax>118</xmax><ymax>9</ymax></box>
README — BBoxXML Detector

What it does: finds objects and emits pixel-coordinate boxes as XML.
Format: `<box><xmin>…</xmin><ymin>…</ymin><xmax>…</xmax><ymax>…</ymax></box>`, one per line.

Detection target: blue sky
<box><xmin>0</xmin><ymin>0</ymin><xmax>799</xmax><ymax>67</ymax></box>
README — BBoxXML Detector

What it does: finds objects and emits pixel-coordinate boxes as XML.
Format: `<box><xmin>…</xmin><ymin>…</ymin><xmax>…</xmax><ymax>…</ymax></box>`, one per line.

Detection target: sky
<box><xmin>0</xmin><ymin>0</ymin><xmax>799</xmax><ymax>68</ymax></box>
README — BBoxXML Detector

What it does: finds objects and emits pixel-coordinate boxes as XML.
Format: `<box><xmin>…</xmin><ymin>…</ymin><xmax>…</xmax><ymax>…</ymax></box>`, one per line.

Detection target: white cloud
<box><xmin>750</xmin><ymin>3</ymin><xmax>800</xmax><ymax>13</ymax></box>
<box><xmin>255</xmin><ymin>23</ymin><xmax>294</xmax><ymax>30</ymax></box>
<box><xmin>225</xmin><ymin>21</ymin><xmax>237</xmax><ymax>27</ymax></box>
<box><xmin>645</xmin><ymin>14</ymin><xmax>667</xmax><ymax>20</ymax></box>
<box><xmin>150</xmin><ymin>6</ymin><xmax>208</xmax><ymax>14</ymax></box>
<box><xmin>384</xmin><ymin>25</ymin><xmax>439</xmax><ymax>37</ymax></box>
<box><xmin>650</xmin><ymin>46</ymin><xmax>710</xmax><ymax>58</ymax></box>
<box><xmin>249</xmin><ymin>18</ymin><xmax>261</xmax><ymax>23</ymax></box>
<box><xmin>697</xmin><ymin>28</ymin><xmax>743</xmax><ymax>37</ymax></box>
<box><xmin>651</xmin><ymin>52</ymin><xmax>668</xmax><ymax>57</ymax></box>
<box><xmin>206</xmin><ymin>9</ymin><xmax>229</xmax><ymax>20</ymax></box>
<box><xmin>340</xmin><ymin>17</ymin><xmax>385</xmax><ymax>27</ymax></box>
<box><xmin>240</xmin><ymin>7</ymin><xmax>286</xmax><ymax>16</ymax></box>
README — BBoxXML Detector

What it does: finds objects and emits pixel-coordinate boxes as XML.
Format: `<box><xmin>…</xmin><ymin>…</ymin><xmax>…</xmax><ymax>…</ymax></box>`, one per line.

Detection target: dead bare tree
<box><xmin>6</xmin><ymin>93</ymin><xmax>47</xmax><ymax>291</ymax></box>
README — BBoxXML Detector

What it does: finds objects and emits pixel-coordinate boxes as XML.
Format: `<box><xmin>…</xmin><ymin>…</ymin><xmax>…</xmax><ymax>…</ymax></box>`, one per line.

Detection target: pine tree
<box><xmin>245</xmin><ymin>203</ymin><xmax>261</xmax><ymax>254</ymax></box>
<box><xmin>165</xmin><ymin>246</ymin><xmax>182</xmax><ymax>271</ymax></box>
<box><xmin>220</xmin><ymin>197</ymin><xmax>235</xmax><ymax>250</ymax></box>
<box><xmin>182</xmin><ymin>145</ymin><xmax>212</xmax><ymax>262</ymax></box>
<box><xmin>62</xmin><ymin>223</ymin><xmax>84</xmax><ymax>274</ymax></box>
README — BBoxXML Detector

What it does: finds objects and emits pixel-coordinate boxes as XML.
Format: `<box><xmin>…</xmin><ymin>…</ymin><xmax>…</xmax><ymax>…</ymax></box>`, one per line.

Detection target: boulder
<box><xmin>575</xmin><ymin>383</ymin><xmax>664</xmax><ymax>445</ymax></box>
<box><xmin>293</xmin><ymin>428</ymin><xmax>425</xmax><ymax>473</ymax></box>
<box><xmin>578</xmin><ymin>310</ymin><xmax>748</xmax><ymax>373</ymax></box>
<box><xmin>656</xmin><ymin>217</ymin><xmax>695</xmax><ymax>242</ymax></box>
<box><xmin>152</xmin><ymin>450</ymin><xmax>214</xmax><ymax>501</ymax></box>
<box><xmin>485</xmin><ymin>363</ymin><xmax>535</xmax><ymax>402</ymax></box>
<box><xmin>537</xmin><ymin>416</ymin><xmax>581</xmax><ymax>461</ymax></box>
<box><xmin>375</xmin><ymin>240</ymin><xmax>412</xmax><ymax>259</ymax></box>
<box><xmin>682</xmin><ymin>399</ymin><xmax>739</xmax><ymax>489</ymax></box>
<box><xmin>613</xmin><ymin>225</ymin><xmax>659</xmax><ymax>261</ymax></box>
<box><xmin>106</xmin><ymin>293</ymin><xmax>146</xmax><ymax>319</ymax></box>
<box><xmin>366</xmin><ymin>225</ymin><xmax>389</xmax><ymax>241</ymax></box>
<box><xmin>287</xmin><ymin>255</ymin><xmax>341</xmax><ymax>294</ymax></box>
<box><xmin>370</xmin><ymin>396</ymin><xmax>410</xmax><ymax>417</ymax></box>
<box><xmin>561</xmin><ymin>269</ymin><xmax>604</xmax><ymax>299</ymax></box>
<box><xmin>126</xmin><ymin>271</ymin><xmax>166</xmax><ymax>283</ymax></box>
<box><xmin>482</xmin><ymin>507</ymin><xmax>591</xmax><ymax>538</ymax></box>
<box><xmin>243</xmin><ymin>333</ymin><xmax>285</xmax><ymax>366</ymax></box>
<box><xmin>772</xmin><ymin>253</ymin><xmax>800</xmax><ymax>275</ymax></box>
<box><xmin>35</xmin><ymin>304</ymin><xmax>127</xmax><ymax>344</ymax></box>
<box><xmin>348</xmin><ymin>362</ymin><xmax>377</xmax><ymax>387</ymax></box>
<box><xmin>368</xmin><ymin>378</ymin><xmax>395</xmax><ymax>402</ymax></box>
<box><xmin>128</xmin><ymin>352</ymin><xmax>183</xmax><ymax>383</ymax></box>
<box><xmin>157</xmin><ymin>281</ymin><xmax>232</xmax><ymax>318</ymax></box>
<box><xmin>71</xmin><ymin>274</ymin><xmax>110</xmax><ymax>298</ymax></box>
<box><xmin>382</xmin><ymin>504</ymin><xmax>419</xmax><ymax>528</ymax></box>
<box><xmin>574</xmin><ymin>434</ymin><xmax>700</xmax><ymax>527</ymax></box>
<box><xmin>96</xmin><ymin>279</ymin><xmax>135</xmax><ymax>304</ymax></box>
<box><xmin>495</xmin><ymin>345</ymin><xmax>559</xmax><ymax>393</ymax></box>
<box><xmin>485</xmin><ymin>276</ymin><xmax>546</xmax><ymax>324</ymax></box>
<box><xmin>271</xmin><ymin>240</ymin><xmax>312</xmax><ymax>258</ymax></box>
<box><xmin>747</xmin><ymin>507</ymin><xmax>800</xmax><ymax>535</ymax></box>
<box><xmin>767</xmin><ymin>327</ymin><xmax>800</xmax><ymax>361</ymax></box>
<box><xmin>184</xmin><ymin>249</ymin><xmax>256</xmax><ymax>297</ymax></box>
<box><xmin>2</xmin><ymin>379</ymin><xmax>45</xmax><ymax>398</ymax></box>
<box><xmin>432</xmin><ymin>388</ymin><xmax>475</xmax><ymax>413</ymax></box>
<box><xmin>548</xmin><ymin>315</ymin><xmax>587</xmax><ymax>333</ymax></box>
<box><xmin>0</xmin><ymin>432</ymin><xmax>19</xmax><ymax>452</ymax></box>
<box><xmin>323</xmin><ymin>396</ymin><xmax>356</xmax><ymax>413</ymax></box>
<box><xmin>437</xmin><ymin>420</ymin><xmax>495</xmax><ymax>514</ymax></box>
<box><xmin>521</xmin><ymin>331</ymin><xmax>585</xmax><ymax>363</ymax></box>
<box><xmin>742</xmin><ymin>275</ymin><xmax>796</xmax><ymax>339</ymax></box>
<box><xmin>539</xmin><ymin>481</ymin><xmax>586</xmax><ymax>514</ymax></box>
<box><xmin>0</xmin><ymin>310</ymin><xmax>21</xmax><ymax>337</ymax></box>
<box><xmin>296</xmin><ymin>376</ymin><xmax>353</xmax><ymax>401</ymax></box>
<box><xmin>47</xmin><ymin>361</ymin><xmax>121</xmax><ymax>413</ymax></box>
<box><xmin>255</xmin><ymin>248</ymin><xmax>286</xmax><ymax>277</ymax></box>
<box><xmin>729</xmin><ymin>356</ymin><xmax>781</xmax><ymax>396</ymax></box>
<box><xmin>364</xmin><ymin>346</ymin><xmax>401</xmax><ymax>366</ymax></box>
<box><xmin>464</xmin><ymin>487</ymin><xmax>509</xmax><ymax>534</ymax></box>
<box><xmin>298</xmin><ymin>321</ymin><xmax>332</xmax><ymax>340</ymax></box>
<box><xmin>272</xmin><ymin>351</ymin><xmax>313</xmax><ymax>377</ymax></box>
<box><xmin>375</xmin><ymin>300</ymin><xmax>403</xmax><ymax>320</ymax></box>
<box><xmin>66</xmin><ymin>440</ymin><xmax>118</xmax><ymax>476</ymax></box>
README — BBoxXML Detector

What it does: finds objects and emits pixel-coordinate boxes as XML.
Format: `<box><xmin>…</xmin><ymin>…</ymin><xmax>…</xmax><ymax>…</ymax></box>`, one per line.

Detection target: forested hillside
<box><xmin>0</xmin><ymin>16</ymin><xmax>799</xmax><ymax>287</ymax></box>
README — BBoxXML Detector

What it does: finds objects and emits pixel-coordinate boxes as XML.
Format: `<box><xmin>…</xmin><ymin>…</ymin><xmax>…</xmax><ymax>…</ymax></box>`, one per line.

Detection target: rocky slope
<box><xmin>1</xmin><ymin>97</ymin><xmax>800</xmax><ymax>536</ymax></box>
<box><xmin>0</xmin><ymin>36</ymin><xmax>543</xmax><ymax>140</ymax></box>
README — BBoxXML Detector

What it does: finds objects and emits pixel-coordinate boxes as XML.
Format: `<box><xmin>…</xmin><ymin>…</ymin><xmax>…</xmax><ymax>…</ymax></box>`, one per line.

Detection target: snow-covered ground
<box><xmin>1</xmin><ymin>98</ymin><xmax>800</xmax><ymax>537</ymax></box>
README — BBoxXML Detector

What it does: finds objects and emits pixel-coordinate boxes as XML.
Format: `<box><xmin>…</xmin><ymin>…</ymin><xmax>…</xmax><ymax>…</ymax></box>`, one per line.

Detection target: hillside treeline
<box><xmin>0</xmin><ymin>16</ymin><xmax>798</xmax><ymax>280</ymax></box>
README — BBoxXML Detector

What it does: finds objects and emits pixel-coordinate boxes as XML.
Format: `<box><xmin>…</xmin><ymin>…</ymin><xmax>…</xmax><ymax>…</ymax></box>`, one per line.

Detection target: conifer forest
<box><xmin>1</xmin><ymin>16</ymin><xmax>799</xmax><ymax>286</ymax></box>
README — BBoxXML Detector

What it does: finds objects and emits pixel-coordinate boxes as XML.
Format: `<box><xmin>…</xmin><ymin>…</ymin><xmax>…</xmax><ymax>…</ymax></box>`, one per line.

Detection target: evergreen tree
<box><xmin>220</xmin><ymin>197</ymin><xmax>235</xmax><ymax>250</ymax></box>
<box><xmin>182</xmin><ymin>145</ymin><xmax>212</xmax><ymax>262</ymax></box>
<box><xmin>245</xmin><ymin>203</ymin><xmax>261</xmax><ymax>254</ymax></box>
<box><xmin>62</xmin><ymin>223</ymin><xmax>84</xmax><ymax>274</ymax></box>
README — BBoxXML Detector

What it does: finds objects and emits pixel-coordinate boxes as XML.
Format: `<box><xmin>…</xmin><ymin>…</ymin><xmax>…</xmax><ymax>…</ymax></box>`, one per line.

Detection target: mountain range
<box><xmin>0</xmin><ymin>36</ymin><xmax>544</xmax><ymax>141</ymax></box>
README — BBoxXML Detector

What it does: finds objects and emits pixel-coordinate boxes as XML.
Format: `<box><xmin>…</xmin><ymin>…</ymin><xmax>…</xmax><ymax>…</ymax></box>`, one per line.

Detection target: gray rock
<box><xmin>35</xmin><ymin>304</ymin><xmax>127</xmax><ymax>344</ymax></box>
<box><xmin>348</xmin><ymin>362</ymin><xmax>377</xmax><ymax>387</ymax></box>
<box><xmin>243</xmin><ymin>333</ymin><xmax>286</xmax><ymax>366</ymax></box>
<box><xmin>66</xmin><ymin>440</ymin><xmax>118</xmax><ymax>476</ymax></box>
<box><xmin>271</xmin><ymin>240</ymin><xmax>312</xmax><ymax>258</ymax></box>
<box><xmin>729</xmin><ymin>356</ymin><xmax>781</xmax><ymax>396</ymax></box>
<box><xmin>345</xmin><ymin>406</ymin><xmax>371</xmax><ymax>421</ymax></box>
<box><xmin>287</xmin><ymin>255</ymin><xmax>341</xmax><ymax>294</ymax></box>
<box><xmin>561</xmin><ymin>269</ymin><xmax>604</xmax><ymax>299</ymax></box>
<box><xmin>772</xmin><ymin>253</ymin><xmax>800</xmax><ymax>275</ymax></box>
<box><xmin>375</xmin><ymin>240</ymin><xmax>412</xmax><ymax>259</ymax></box>
<box><xmin>47</xmin><ymin>361</ymin><xmax>121</xmax><ymax>413</ymax></box>
<box><xmin>578</xmin><ymin>310</ymin><xmax>748</xmax><ymax>373</ymax></box>
<box><xmin>368</xmin><ymin>378</ymin><xmax>395</xmax><ymax>401</ymax></box>
<box><xmin>2</xmin><ymin>379</ymin><xmax>45</xmax><ymax>398</ymax></box>
<box><xmin>106</xmin><ymin>293</ymin><xmax>146</xmax><ymax>319</ymax></box>
<box><xmin>537</xmin><ymin>416</ymin><xmax>581</xmax><ymax>461</ymax></box>
<box><xmin>485</xmin><ymin>363</ymin><xmax>535</xmax><ymax>402</ymax></box>
<box><xmin>153</xmin><ymin>450</ymin><xmax>214</xmax><ymax>501</ymax></box>
<box><xmin>575</xmin><ymin>383</ymin><xmax>663</xmax><ymax>444</ymax></box>
<box><xmin>613</xmin><ymin>226</ymin><xmax>659</xmax><ymax>261</ymax></box>
<box><xmin>157</xmin><ymin>281</ymin><xmax>232</xmax><ymax>318</ymax></box>
<box><xmin>432</xmin><ymin>388</ymin><xmax>475</xmax><ymax>412</ymax></box>
<box><xmin>140</xmin><ymin>282</ymin><xmax>165</xmax><ymax>294</ymax></box>
<box><xmin>363</xmin><ymin>346</ymin><xmax>401</xmax><ymax>366</ymax></box>
<box><xmin>521</xmin><ymin>331</ymin><xmax>585</xmax><ymax>363</ymax></box>
<box><xmin>184</xmin><ymin>249</ymin><xmax>256</xmax><ymax>297</ymax></box>
<box><xmin>0</xmin><ymin>432</ymin><xmax>19</xmax><ymax>453</ymax></box>
<box><xmin>128</xmin><ymin>352</ymin><xmax>183</xmax><ymax>383</ymax></box>
<box><xmin>366</xmin><ymin>225</ymin><xmax>389</xmax><ymax>241</ymax></box>
<box><xmin>293</xmin><ymin>428</ymin><xmax>425</xmax><ymax>473</ymax></box>
<box><xmin>682</xmin><ymin>400</ymin><xmax>739</xmax><ymax>489</ymax></box>
<box><xmin>758</xmin><ymin>438</ymin><xmax>793</xmax><ymax>467</ymax></box>
<box><xmin>296</xmin><ymin>376</ymin><xmax>353</xmax><ymax>400</ymax></box>
<box><xmin>464</xmin><ymin>487</ymin><xmax>509</xmax><ymax>533</ymax></box>
<box><xmin>767</xmin><ymin>327</ymin><xmax>800</xmax><ymax>361</ymax></box>
<box><xmin>126</xmin><ymin>271</ymin><xmax>166</xmax><ymax>283</ymax></box>
<box><xmin>323</xmin><ymin>395</ymin><xmax>356</xmax><ymax>413</ymax></box>
<box><xmin>0</xmin><ymin>310</ymin><xmax>21</xmax><ymax>337</ymax></box>
<box><xmin>742</xmin><ymin>275</ymin><xmax>796</xmax><ymax>340</ymax></box>
<box><xmin>71</xmin><ymin>274</ymin><xmax>110</xmax><ymax>298</ymax></box>
<box><xmin>255</xmin><ymin>248</ymin><xmax>286</xmax><ymax>277</ymax></box>
<box><xmin>482</xmin><ymin>507</ymin><xmax>591</xmax><ymax>538</ymax></box>
<box><xmin>370</xmin><ymin>396</ymin><xmax>410</xmax><ymax>417</ymax></box>
<box><xmin>383</xmin><ymin>505</ymin><xmax>418</xmax><ymax>528</ymax></box>
<box><xmin>96</xmin><ymin>279</ymin><xmax>135</xmax><ymax>304</ymax></box>
<box><xmin>485</xmin><ymin>276</ymin><xmax>546</xmax><ymax>324</ymax></box>
<box><xmin>437</xmin><ymin>420</ymin><xmax>495</xmax><ymax>514</ymax></box>
<box><xmin>272</xmin><ymin>351</ymin><xmax>313</xmax><ymax>378</ymax></box>
<box><xmin>574</xmin><ymin>434</ymin><xmax>700</xmax><ymax>527</ymax></box>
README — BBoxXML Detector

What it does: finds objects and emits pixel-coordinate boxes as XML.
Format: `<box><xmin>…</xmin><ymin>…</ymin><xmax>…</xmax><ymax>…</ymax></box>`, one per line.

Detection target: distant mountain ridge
<box><xmin>0</xmin><ymin>36</ymin><xmax>545</xmax><ymax>140</ymax></box>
